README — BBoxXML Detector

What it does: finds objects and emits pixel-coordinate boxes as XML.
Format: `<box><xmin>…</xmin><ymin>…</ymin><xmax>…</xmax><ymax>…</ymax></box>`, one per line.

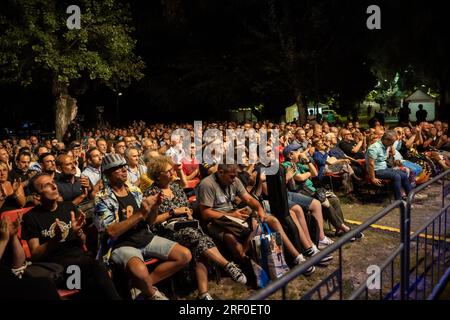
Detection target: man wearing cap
<box><xmin>94</xmin><ymin>154</ymin><xmax>192</xmax><ymax>300</ymax></box>
<box><xmin>282</xmin><ymin>144</ymin><xmax>343</xmax><ymax>248</ymax></box>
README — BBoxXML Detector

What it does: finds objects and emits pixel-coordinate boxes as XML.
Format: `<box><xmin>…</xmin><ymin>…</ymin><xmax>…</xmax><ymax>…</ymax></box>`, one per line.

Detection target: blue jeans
<box><xmin>401</xmin><ymin>160</ymin><xmax>422</xmax><ymax>176</ymax></box>
<box><xmin>375</xmin><ymin>168</ymin><xmax>413</xmax><ymax>200</ymax></box>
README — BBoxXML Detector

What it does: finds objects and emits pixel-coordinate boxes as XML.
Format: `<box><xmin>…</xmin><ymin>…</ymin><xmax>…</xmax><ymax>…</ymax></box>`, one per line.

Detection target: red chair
<box><xmin>1</xmin><ymin>207</ymin><xmax>80</xmax><ymax>299</ymax></box>
<box><xmin>323</xmin><ymin>171</ymin><xmax>342</xmax><ymax>192</ymax></box>
<box><xmin>185</xmin><ymin>179</ymin><xmax>200</xmax><ymax>190</ymax></box>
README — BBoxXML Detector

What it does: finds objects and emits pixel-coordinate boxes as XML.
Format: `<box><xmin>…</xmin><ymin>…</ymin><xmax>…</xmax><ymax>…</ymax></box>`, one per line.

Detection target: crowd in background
<box><xmin>0</xmin><ymin>115</ymin><xmax>449</xmax><ymax>300</ymax></box>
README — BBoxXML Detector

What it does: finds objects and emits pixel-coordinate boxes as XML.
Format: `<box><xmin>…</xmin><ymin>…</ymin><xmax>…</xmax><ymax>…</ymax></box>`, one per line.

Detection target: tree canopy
<box><xmin>0</xmin><ymin>0</ymin><xmax>145</xmax><ymax>137</ymax></box>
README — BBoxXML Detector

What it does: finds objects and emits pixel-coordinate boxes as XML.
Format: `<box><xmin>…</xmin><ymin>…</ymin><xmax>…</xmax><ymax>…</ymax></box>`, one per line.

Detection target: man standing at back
<box><xmin>416</xmin><ymin>104</ymin><xmax>428</xmax><ymax>123</ymax></box>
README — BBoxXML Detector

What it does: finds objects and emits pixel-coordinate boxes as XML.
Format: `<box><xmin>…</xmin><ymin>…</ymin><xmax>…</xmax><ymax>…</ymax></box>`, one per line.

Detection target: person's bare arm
<box><xmin>368</xmin><ymin>157</ymin><xmax>382</xmax><ymax>186</ymax></box>
<box><xmin>200</xmin><ymin>205</ymin><xmax>249</xmax><ymax>222</ymax></box>
<box><xmin>405</xmin><ymin>134</ymin><xmax>416</xmax><ymax>149</ymax></box>
<box><xmin>186</xmin><ymin>168</ymin><xmax>199</xmax><ymax>180</ymax></box>
<box><xmin>240</xmin><ymin>193</ymin><xmax>266</xmax><ymax>221</ymax></box>
<box><xmin>28</xmin><ymin>236</ymin><xmax>60</xmax><ymax>262</ymax></box>
<box><xmin>11</xmin><ymin>181</ymin><xmax>26</xmax><ymax>208</ymax></box>
<box><xmin>351</xmin><ymin>140</ymin><xmax>364</xmax><ymax>154</ymax></box>
<box><xmin>72</xmin><ymin>188</ymin><xmax>88</xmax><ymax>206</ymax></box>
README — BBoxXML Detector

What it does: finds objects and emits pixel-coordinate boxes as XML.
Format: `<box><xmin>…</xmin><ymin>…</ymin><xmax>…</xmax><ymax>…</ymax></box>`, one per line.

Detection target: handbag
<box><xmin>210</xmin><ymin>215</ymin><xmax>252</xmax><ymax>240</ymax></box>
<box><xmin>252</xmin><ymin>223</ymin><xmax>289</xmax><ymax>280</ymax></box>
<box><xmin>22</xmin><ymin>262</ymin><xmax>65</xmax><ymax>286</ymax></box>
<box><xmin>250</xmin><ymin>258</ymin><xmax>270</xmax><ymax>288</ymax></box>
<box><xmin>299</xmin><ymin>184</ymin><xmax>328</xmax><ymax>204</ymax></box>
<box><xmin>163</xmin><ymin>217</ymin><xmax>200</xmax><ymax>232</ymax></box>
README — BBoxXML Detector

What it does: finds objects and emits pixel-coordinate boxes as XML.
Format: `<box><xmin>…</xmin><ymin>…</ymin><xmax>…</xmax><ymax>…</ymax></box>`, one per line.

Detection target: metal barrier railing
<box><xmin>249</xmin><ymin>169</ymin><xmax>450</xmax><ymax>300</ymax></box>
<box><xmin>249</xmin><ymin>200</ymin><xmax>405</xmax><ymax>300</ymax></box>
<box><xmin>406</xmin><ymin>169</ymin><xmax>450</xmax><ymax>300</ymax></box>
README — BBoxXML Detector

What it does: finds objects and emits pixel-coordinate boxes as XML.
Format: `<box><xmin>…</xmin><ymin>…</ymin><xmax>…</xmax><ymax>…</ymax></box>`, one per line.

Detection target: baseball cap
<box><xmin>282</xmin><ymin>143</ymin><xmax>302</xmax><ymax>158</ymax></box>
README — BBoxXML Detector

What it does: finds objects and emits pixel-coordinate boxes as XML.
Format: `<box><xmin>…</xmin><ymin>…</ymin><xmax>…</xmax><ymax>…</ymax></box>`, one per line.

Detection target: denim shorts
<box><xmin>111</xmin><ymin>235</ymin><xmax>178</xmax><ymax>269</ymax></box>
<box><xmin>288</xmin><ymin>191</ymin><xmax>314</xmax><ymax>211</ymax></box>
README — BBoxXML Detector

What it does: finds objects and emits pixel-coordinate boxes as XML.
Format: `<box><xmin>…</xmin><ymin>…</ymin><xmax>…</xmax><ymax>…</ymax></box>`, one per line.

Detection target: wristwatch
<box><xmin>169</xmin><ymin>208</ymin><xmax>175</xmax><ymax>218</ymax></box>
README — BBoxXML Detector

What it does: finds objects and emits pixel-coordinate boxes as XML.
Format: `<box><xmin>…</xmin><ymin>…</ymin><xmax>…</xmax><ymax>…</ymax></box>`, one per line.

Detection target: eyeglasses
<box><xmin>112</xmin><ymin>165</ymin><xmax>128</xmax><ymax>172</ymax></box>
<box><xmin>159</xmin><ymin>168</ymin><xmax>174</xmax><ymax>175</ymax></box>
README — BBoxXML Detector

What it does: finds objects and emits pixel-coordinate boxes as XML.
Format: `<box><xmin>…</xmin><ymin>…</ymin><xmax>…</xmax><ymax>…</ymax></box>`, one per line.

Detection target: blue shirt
<box><xmin>82</xmin><ymin>165</ymin><xmax>101</xmax><ymax>186</ymax></box>
<box><xmin>312</xmin><ymin>151</ymin><xmax>328</xmax><ymax>180</ymax></box>
<box><xmin>366</xmin><ymin>140</ymin><xmax>388</xmax><ymax>171</ymax></box>
<box><xmin>328</xmin><ymin>146</ymin><xmax>346</xmax><ymax>159</ymax></box>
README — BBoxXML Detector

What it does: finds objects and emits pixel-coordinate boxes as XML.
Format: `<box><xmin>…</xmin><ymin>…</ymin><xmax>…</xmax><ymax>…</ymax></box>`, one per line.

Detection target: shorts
<box><xmin>111</xmin><ymin>235</ymin><xmax>177</xmax><ymax>269</ymax></box>
<box><xmin>288</xmin><ymin>191</ymin><xmax>314</xmax><ymax>211</ymax></box>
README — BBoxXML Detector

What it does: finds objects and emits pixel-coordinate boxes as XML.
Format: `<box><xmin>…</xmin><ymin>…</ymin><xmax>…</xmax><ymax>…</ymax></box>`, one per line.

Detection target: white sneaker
<box><xmin>293</xmin><ymin>254</ymin><xmax>315</xmax><ymax>276</ymax></box>
<box><xmin>130</xmin><ymin>288</ymin><xmax>143</xmax><ymax>300</ymax></box>
<box><xmin>148</xmin><ymin>287</ymin><xmax>169</xmax><ymax>300</ymax></box>
<box><xmin>198</xmin><ymin>292</ymin><xmax>214</xmax><ymax>300</ymax></box>
<box><xmin>309</xmin><ymin>245</ymin><xmax>333</xmax><ymax>265</ymax></box>
<box><xmin>414</xmin><ymin>193</ymin><xmax>428</xmax><ymax>200</ymax></box>
<box><xmin>225</xmin><ymin>262</ymin><xmax>247</xmax><ymax>284</ymax></box>
<box><xmin>318</xmin><ymin>236</ymin><xmax>334</xmax><ymax>250</ymax></box>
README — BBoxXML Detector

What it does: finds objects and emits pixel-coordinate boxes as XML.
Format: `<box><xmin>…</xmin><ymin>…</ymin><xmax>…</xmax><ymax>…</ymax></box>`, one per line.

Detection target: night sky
<box><xmin>1</xmin><ymin>0</ymin><xmax>449</xmax><ymax>132</ymax></box>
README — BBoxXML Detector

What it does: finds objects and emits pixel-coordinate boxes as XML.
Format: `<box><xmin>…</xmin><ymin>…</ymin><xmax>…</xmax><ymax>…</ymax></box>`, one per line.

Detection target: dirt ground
<box><xmin>177</xmin><ymin>179</ymin><xmax>450</xmax><ymax>300</ymax></box>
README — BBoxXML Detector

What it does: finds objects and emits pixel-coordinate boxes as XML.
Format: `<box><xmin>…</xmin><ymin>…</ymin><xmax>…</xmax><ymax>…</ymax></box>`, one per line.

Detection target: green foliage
<box><xmin>0</xmin><ymin>0</ymin><xmax>144</xmax><ymax>93</ymax></box>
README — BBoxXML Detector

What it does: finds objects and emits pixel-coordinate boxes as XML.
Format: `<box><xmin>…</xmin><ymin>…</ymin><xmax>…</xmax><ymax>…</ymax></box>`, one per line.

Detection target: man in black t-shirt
<box><xmin>337</xmin><ymin>130</ymin><xmax>365</xmax><ymax>178</ymax></box>
<box><xmin>22</xmin><ymin>173</ymin><xmax>121</xmax><ymax>299</ymax></box>
<box><xmin>338</xmin><ymin>130</ymin><xmax>365</xmax><ymax>160</ymax></box>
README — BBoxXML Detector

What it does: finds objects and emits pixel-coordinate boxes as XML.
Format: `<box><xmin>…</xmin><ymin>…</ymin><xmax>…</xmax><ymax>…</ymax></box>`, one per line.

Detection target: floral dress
<box><xmin>144</xmin><ymin>182</ymin><xmax>215</xmax><ymax>261</ymax></box>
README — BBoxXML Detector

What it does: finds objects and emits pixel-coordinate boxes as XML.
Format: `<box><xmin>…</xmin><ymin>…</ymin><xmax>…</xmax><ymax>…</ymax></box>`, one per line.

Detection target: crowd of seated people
<box><xmin>0</xmin><ymin>116</ymin><xmax>448</xmax><ymax>300</ymax></box>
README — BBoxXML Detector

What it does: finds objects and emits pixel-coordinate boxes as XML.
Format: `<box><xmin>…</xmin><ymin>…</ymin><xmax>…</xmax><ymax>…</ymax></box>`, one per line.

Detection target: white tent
<box><xmin>404</xmin><ymin>89</ymin><xmax>435</xmax><ymax>122</ymax></box>
<box><xmin>285</xmin><ymin>102</ymin><xmax>331</xmax><ymax>123</ymax></box>
<box><xmin>285</xmin><ymin>104</ymin><xmax>299</xmax><ymax>123</ymax></box>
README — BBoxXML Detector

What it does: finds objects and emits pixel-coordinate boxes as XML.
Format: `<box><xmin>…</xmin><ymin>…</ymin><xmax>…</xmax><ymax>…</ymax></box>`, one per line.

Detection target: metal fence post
<box><xmin>400</xmin><ymin>200</ymin><xmax>410</xmax><ymax>300</ymax></box>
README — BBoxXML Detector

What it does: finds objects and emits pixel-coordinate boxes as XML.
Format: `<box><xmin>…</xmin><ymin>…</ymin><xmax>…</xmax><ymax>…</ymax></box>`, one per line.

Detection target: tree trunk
<box><xmin>53</xmin><ymin>81</ymin><xmax>78</xmax><ymax>141</ymax></box>
<box><xmin>296</xmin><ymin>93</ymin><xmax>307</xmax><ymax>125</ymax></box>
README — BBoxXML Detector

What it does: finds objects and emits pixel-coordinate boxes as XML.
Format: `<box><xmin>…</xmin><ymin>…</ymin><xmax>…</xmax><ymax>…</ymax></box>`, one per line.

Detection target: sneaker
<box><xmin>350</xmin><ymin>232</ymin><xmax>365</xmax><ymax>242</ymax></box>
<box><xmin>308</xmin><ymin>245</ymin><xmax>333</xmax><ymax>265</ymax></box>
<box><xmin>318</xmin><ymin>236</ymin><xmax>334</xmax><ymax>250</ymax></box>
<box><xmin>198</xmin><ymin>292</ymin><xmax>214</xmax><ymax>300</ymax></box>
<box><xmin>293</xmin><ymin>254</ymin><xmax>315</xmax><ymax>276</ymax></box>
<box><xmin>130</xmin><ymin>287</ymin><xmax>142</xmax><ymax>300</ymax></box>
<box><xmin>225</xmin><ymin>262</ymin><xmax>247</xmax><ymax>284</ymax></box>
<box><xmin>148</xmin><ymin>287</ymin><xmax>169</xmax><ymax>300</ymax></box>
<box><xmin>414</xmin><ymin>193</ymin><xmax>428</xmax><ymax>201</ymax></box>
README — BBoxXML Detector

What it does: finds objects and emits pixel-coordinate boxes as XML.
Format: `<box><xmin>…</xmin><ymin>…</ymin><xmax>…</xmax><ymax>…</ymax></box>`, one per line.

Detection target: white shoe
<box><xmin>198</xmin><ymin>292</ymin><xmax>214</xmax><ymax>300</ymax></box>
<box><xmin>130</xmin><ymin>287</ymin><xmax>142</xmax><ymax>300</ymax></box>
<box><xmin>309</xmin><ymin>245</ymin><xmax>333</xmax><ymax>265</ymax></box>
<box><xmin>293</xmin><ymin>254</ymin><xmax>315</xmax><ymax>275</ymax></box>
<box><xmin>225</xmin><ymin>262</ymin><xmax>247</xmax><ymax>284</ymax></box>
<box><xmin>414</xmin><ymin>193</ymin><xmax>428</xmax><ymax>200</ymax></box>
<box><xmin>148</xmin><ymin>287</ymin><xmax>169</xmax><ymax>300</ymax></box>
<box><xmin>318</xmin><ymin>236</ymin><xmax>334</xmax><ymax>250</ymax></box>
